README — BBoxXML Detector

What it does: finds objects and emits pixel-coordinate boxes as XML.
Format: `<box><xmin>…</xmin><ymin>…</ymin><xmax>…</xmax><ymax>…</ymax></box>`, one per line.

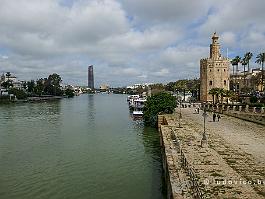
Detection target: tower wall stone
<box><xmin>200</xmin><ymin>33</ymin><xmax>230</xmax><ymax>102</ymax></box>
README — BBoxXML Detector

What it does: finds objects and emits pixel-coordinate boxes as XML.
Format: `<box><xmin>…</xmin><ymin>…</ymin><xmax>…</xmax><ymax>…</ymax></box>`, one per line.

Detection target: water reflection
<box><xmin>87</xmin><ymin>94</ymin><xmax>95</xmax><ymax>121</ymax></box>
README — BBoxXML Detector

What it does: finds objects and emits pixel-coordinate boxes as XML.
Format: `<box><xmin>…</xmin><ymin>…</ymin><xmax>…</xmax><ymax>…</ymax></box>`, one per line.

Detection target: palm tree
<box><xmin>255</xmin><ymin>52</ymin><xmax>265</xmax><ymax>91</ymax></box>
<box><xmin>230</xmin><ymin>59</ymin><xmax>237</xmax><ymax>92</ymax></box>
<box><xmin>224</xmin><ymin>90</ymin><xmax>235</xmax><ymax>104</ymax></box>
<box><xmin>231</xmin><ymin>56</ymin><xmax>241</xmax><ymax>92</ymax></box>
<box><xmin>233</xmin><ymin>56</ymin><xmax>241</xmax><ymax>75</ymax></box>
<box><xmin>241</xmin><ymin>57</ymin><xmax>248</xmax><ymax>88</ymax></box>
<box><xmin>245</xmin><ymin>52</ymin><xmax>253</xmax><ymax>72</ymax></box>
<box><xmin>231</xmin><ymin>59</ymin><xmax>236</xmax><ymax>76</ymax></box>
<box><xmin>209</xmin><ymin>88</ymin><xmax>218</xmax><ymax>104</ymax></box>
<box><xmin>218</xmin><ymin>88</ymin><xmax>226</xmax><ymax>105</ymax></box>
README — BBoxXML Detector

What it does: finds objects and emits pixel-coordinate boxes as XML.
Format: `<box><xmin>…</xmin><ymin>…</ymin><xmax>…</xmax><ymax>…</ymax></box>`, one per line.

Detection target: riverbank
<box><xmin>158</xmin><ymin>108</ymin><xmax>264</xmax><ymax>198</ymax></box>
<box><xmin>0</xmin><ymin>95</ymin><xmax>64</xmax><ymax>104</ymax></box>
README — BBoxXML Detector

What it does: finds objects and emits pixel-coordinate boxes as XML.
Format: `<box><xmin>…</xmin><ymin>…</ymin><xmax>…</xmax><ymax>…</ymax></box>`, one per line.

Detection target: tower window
<box><xmin>224</xmin><ymin>80</ymin><xmax>227</xmax><ymax>85</ymax></box>
<box><xmin>209</xmin><ymin>69</ymin><xmax>211</xmax><ymax>72</ymax></box>
<box><xmin>218</xmin><ymin>69</ymin><xmax>220</xmax><ymax>72</ymax></box>
<box><xmin>209</xmin><ymin>81</ymin><xmax>213</xmax><ymax>86</ymax></box>
<box><xmin>224</xmin><ymin>69</ymin><xmax>226</xmax><ymax>72</ymax></box>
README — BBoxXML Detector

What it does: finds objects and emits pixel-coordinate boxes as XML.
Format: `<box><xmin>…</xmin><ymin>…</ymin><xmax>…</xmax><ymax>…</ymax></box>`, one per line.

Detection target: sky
<box><xmin>0</xmin><ymin>0</ymin><xmax>265</xmax><ymax>87</ymax></box>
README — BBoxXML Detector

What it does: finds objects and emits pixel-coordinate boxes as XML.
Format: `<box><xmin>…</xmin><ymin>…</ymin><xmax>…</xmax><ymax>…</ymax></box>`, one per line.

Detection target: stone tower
<box><xmin>200</xmin><ymin>32</ymin><xmax>230</xmax><ymax>102</ymax></box>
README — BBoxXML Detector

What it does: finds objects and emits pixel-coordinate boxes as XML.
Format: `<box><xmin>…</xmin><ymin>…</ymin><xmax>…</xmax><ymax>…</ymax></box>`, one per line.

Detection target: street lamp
<box><xmin>178</xmin><ymin>100</ymin><xmax>183</xmax><ymax>128</ymax></box>
<box><xmin>201</xmin><ymin>107</ymin><xmax>208</xmax><ymax>147</ymax></box>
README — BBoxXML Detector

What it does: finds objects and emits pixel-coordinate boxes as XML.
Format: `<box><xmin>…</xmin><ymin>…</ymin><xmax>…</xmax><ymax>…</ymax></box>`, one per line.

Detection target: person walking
<box><xmin>217</xmin><ymin>114</ymin><xmax>221</xmax><ymax>122</ymax></box>
<box><xmin>197</xmin><ymin>107</ymin><xmax>200</xmax><ymax>114</ymax></box>
<box><xmin>213</xmin><ymin>113</ymin><xmax>216</xmax><ymax>122</ymax></box>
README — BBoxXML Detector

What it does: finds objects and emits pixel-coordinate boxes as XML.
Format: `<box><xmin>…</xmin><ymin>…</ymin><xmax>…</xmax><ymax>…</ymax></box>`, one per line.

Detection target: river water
<box><xmin>0</xmin><ymin>94</ymin><xmax>164</xmax><ymax>199</ymax></box>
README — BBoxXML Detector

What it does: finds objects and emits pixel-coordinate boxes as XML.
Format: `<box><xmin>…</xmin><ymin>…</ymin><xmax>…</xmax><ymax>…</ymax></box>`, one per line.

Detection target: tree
<box><xmin>8</xmin><ymin>88</ymin><xmax>27</xmax><ymax>100</ymax></box>
<box><xmin>232</xmin><ymin>56</ymin><xmax>241</xmax><ymax>75</ymax></box>
<box><xmin>241</xmin><ymin>57</ymin><xmax>248</xmax><ymax>88</ymax></box>
<box><xmin>218</xmin><ymin>88</ymin><xmax>226</xmax><ymax>104</ymax></box>
<box><xmin>27</xmin><ymin>80</ymin><xmax>35</xmax><ymax>93</ymax></box>
<box><xmin>209</xmin><ymin>88</ymin><xmax>218</xmax><ymax>104</ymax></box>
<box><xmin>65</xmin><ymin>88</ymin><xmax>75</xmax><ymax>98</ymax></box>
<box><xmin>245</xmin><ymin>52</ymin><xmax>253</xmax><ymax>72</ymax></box>
<box><xmin>1</xmin><ymin>80</ymin><xmax>13</xmax><ymax>89</ymax></box>
<box><xmin>165</xmin><ymin>82</ymin><xmax>176</xmax><ymax>92</ymax></box>
<box><xmin>231</xmin><ymin>56</ymin><xmax>241</xmax><ymax>92</ymax></box>
<box><xmin>224</xmin><ymin>90</ymin><xmax>235</xmax><ymax>104</ymax></box>
<box><xmin>143</xmin><ymin>92</ymin><xmax>176</xmax><ymax>127</ymax></box>
<box><xmin>44</xmin><ymin>74</ymin><xmax>63</xmax><ymax>96</ymax></box>
<box><xmin>256</xmin><ymin>52</ymin><xmax>265</xmax><ymax>91</ymax></box>
<box><xmin>35</xmin><ymin>79</ymin><xmax>45</xmax><ymax>96</ymax></box>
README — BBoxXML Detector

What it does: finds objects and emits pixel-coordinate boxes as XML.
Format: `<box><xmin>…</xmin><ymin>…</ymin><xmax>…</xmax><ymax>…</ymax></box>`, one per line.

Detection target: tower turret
<box><xmin>210</xmin><ymin>32</ymin><xmax>221</xmax><ymax>59</ymax></box>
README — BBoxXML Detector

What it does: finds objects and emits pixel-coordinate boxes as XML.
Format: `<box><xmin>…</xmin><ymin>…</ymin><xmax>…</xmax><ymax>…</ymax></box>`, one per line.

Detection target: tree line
<box><xmin>1</xmin><ymin>73</ymin><xmax>74</xmax><ymax>100</ymax></box>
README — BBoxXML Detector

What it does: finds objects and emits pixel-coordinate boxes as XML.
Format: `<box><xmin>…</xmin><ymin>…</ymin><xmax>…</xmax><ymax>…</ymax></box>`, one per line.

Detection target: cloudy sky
<box><xmin>0</xmin><ymin>0</ymin><xmax>265</xmax><ymax>87</ymax></box>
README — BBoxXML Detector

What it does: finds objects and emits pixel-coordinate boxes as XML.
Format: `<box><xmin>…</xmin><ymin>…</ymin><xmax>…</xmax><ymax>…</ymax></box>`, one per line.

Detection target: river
<box><xmin>0</xmin><ymin>94</ymin><xmax>164</xmax><ymax>199</ymax></box>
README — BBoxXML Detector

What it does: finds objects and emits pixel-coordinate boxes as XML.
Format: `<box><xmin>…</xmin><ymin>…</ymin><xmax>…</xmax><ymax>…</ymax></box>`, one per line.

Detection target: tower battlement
<box><xmin>200</xmin><ymin>33</ymin><xmax>230</xmax><ymax>102</ymax></box>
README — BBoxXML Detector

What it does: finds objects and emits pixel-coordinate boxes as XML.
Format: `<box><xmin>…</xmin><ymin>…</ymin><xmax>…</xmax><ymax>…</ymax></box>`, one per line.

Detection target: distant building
<box><xmin>88</xmin><ymin>65</ymin><xmax>94</xmax><ymax>90</ymax></box>
<box><xmin>200</xmin><ymin>32</ymin><xmax>230</xmax><ymax>102</ymax></box>
<box><xmin>1</xmin><ymin>72</ymin><xmax>17</xmax><ymax>82</ymax></box>
<box><xmin>0</xmin><ymin>72</ymin><xmax>24</xmax><ymax>90</ymax></box>
<box><xmin>100</xmin><ymin>84</ymin><xmax>109</xmax><ymax>91</ymax></box>
<box><xmin>231</xmin><ymin>68</ymin><xmax>263</xmax><ymax>92</ymax></box>
<box><xmin>126</xmin><ymin>83</ymin><xmax>153</xmax><ymax>90</ymax></box>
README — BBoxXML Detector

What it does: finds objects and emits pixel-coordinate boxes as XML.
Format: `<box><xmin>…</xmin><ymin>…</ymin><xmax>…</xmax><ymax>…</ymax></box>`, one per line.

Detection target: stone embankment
<box><xmin>158</xmin><ymin>107</ymin><xmax>265</xmax><ymax>199</ymax></box>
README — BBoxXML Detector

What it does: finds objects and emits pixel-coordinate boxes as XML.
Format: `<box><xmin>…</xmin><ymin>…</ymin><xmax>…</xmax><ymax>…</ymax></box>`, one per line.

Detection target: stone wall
<box><xmin>203</xmin><ymin>104</ymin><xmax>265</xmax><ymax>126</ymax></box>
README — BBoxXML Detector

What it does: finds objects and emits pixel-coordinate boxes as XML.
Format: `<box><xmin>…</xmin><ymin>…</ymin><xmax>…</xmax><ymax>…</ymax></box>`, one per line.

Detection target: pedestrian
<box><xmin>197</xmin><ymin>107</ymin><xmax>200</xmax><ymax>114</ymax></box>
<box><xmin>217</xmin><ymin>114</ymin><xmax>221</xmax><ymax>122</ymax></box>
<box><xmin>213</xmin><ymin>113</ymin><xmax>216</xmax><ymax>122</ymax></box>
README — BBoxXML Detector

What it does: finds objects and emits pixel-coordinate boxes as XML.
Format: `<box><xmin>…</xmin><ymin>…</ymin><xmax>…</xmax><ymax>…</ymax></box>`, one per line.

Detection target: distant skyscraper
<box><xmin>88</xmin><ymin>65</ymin><xmax>94</xmax><ymax>90</ymax></box>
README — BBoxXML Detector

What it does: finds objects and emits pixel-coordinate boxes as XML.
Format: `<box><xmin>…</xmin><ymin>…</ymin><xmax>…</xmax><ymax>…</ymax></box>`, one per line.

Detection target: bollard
<box><xmin>239</xmin><ymin>106</ymin><xmax>242</xmax><ymax>112</ymax></box>
<box><xmin>253</xmin><ymin>107</ymin><xmax>256</xmax><ymax>113</ymax></box>
<box><xmin>245</xmin><ymin>105</ymin><xmax>249</xmax><ymax>112</ymax></box>
<box><xmin>233</xmin><ymin>106</ymin><xmax>236</xmax><ymax>111</ymax></box>
<box><xmin>261</xmin><ymin>107</ymin><xmax>264</xmax><ymax>114</ymax></box>
<box><xmin>226</xmin><ymin>106</ymin><xmax>229</xmax><ymax>112</ymax></box>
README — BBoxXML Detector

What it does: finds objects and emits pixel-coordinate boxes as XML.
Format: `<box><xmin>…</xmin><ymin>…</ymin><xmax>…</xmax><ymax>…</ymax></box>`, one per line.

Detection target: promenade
<box><xmin>183</xmin><ymin>107</ymin><xmax>265</xmax><ymax>165</ymax></box>
<box><xmin>159</xmin><ymin>106</ymin><xmax>265</xmax><ymax>198</ymax></box>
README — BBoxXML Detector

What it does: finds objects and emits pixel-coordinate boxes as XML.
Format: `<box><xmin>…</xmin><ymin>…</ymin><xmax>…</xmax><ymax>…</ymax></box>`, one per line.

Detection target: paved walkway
<box><xmin>181</xmin><ymin>107</ymin><xmax>265</xmax><ymax>164</ymax></box>
<box><xmin>178</xmin><ymin>107</ymin><xmax>265</xmax><ymax>197</ymax></box>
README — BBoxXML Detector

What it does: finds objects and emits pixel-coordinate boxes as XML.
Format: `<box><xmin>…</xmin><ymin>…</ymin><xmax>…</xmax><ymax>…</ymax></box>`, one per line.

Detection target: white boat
<box><xmin>133</xmin><ymin>110</ymin><xmax>143</xmax><ymax>116</ymax></box>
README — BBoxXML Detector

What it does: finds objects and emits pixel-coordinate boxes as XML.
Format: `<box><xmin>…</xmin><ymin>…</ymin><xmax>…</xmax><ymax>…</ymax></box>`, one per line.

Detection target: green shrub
<box><xmin>8</xmin><ymin>88</ymin><xmax>27</xmax><ymax>100</ymax></box>
<box><xmin>65</xmin><ymin>88</ymin><xmax>75</xmax><ymax>98</ymax></box>
<box><xmin>250</xmin><ymin>96</ymin><xmax>258</xmax><ymax>103</ymax></box>
<box><xmin>143</xmin><ymin>92</ymin><xmax>176</xmax><ymax>127</ymax></box>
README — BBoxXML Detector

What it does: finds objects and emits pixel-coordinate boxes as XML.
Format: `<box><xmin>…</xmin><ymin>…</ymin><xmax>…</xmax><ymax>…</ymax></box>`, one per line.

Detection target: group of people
<box><xmin>194</xmin><ymin>107</ymin><xmax>221</xmax><ymax>122</ymax></box>
<box><xmin>213</xmin><ymin>112</ymin><xmax>221</xmax><ymax>122</ymax></box>
<box><xmin>195</xmin><ymin>107</ymin><xmax>200</xmax><ymax>114</ymax></box>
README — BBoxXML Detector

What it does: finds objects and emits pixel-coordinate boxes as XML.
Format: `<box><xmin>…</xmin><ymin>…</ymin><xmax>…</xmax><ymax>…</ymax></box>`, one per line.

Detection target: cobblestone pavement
<box><xmin>181</xmin><ymin>107</ymin><xmax>265</xmax><ymax>164</ymax></box>
<box><xmin>178</xmin><ymin>107</ymin><xmax>265</xmax><ymax>197</ymax></box>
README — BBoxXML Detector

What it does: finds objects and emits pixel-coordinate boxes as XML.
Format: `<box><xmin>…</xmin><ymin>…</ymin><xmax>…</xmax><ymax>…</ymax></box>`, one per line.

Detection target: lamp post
<box><xmin>178</xmin><ymin>99</ymin><xmax>182</xmax><ymax>128</ymax></box>
<box><xmin>201</xmin><ymin>107</ymin><xmax>208</xmax><ymax>147</ymax></box>
<box><xmin>176</xmin><ymin>90</ymin><xmax>183</xmax><ymax>128</ymax></box>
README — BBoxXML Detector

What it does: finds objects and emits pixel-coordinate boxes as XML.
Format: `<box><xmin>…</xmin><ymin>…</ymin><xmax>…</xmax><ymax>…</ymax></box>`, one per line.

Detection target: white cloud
<box><xmin>0</xmin><ymin>0</ymin><xmax>264</xmax><ymax>86</ymax></box>
<box><xmin>221</xmin><ymin>32</ymin><xmax>236</xmax><ymax>47</ymax></box>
